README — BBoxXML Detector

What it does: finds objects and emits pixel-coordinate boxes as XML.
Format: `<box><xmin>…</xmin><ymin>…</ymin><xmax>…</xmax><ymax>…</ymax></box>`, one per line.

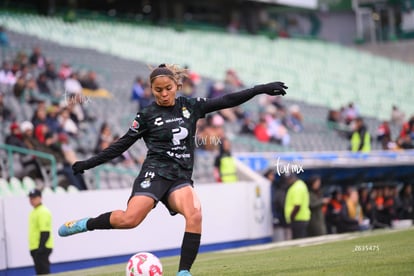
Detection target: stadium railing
<box><xmin>0</xmin><ymin>143</ymin><xmax>58</xmax><ymax>189</ymax></box>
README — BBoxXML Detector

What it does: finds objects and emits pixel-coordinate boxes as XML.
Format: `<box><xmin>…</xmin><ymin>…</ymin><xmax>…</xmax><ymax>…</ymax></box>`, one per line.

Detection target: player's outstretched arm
<box><xmin>202</xmin><ymin>81</ymin><xmax>288</xmax><ymax>114</ymax></box>
<box><xmin>72</xmin><ymin>132</ymin><xmax>139</xmax><ymax>174</ymax></box>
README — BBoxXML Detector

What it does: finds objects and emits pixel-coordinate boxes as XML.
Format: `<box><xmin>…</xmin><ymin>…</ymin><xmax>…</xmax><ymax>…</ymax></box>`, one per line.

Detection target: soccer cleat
<box><xmin>177</xmin><ymin>270</ymin><xmax>192</xmax><ymax>276</ymax></box>
<box><xmin>58</xmin><ymin>218</ymin><xmax>90</xmax><ymax>237</ymax></box>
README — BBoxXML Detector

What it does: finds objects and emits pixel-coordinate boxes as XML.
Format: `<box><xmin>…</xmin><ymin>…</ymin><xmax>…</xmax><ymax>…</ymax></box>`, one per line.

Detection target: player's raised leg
<box><xmin>168</xmin><ymin>185</ymin><xmax>202</xmax><ymax>276</ymax></box>
<box><xmin>58</xmin><ymin>195</ymin><xmax>154</xmax><ymax>237</ymax></box>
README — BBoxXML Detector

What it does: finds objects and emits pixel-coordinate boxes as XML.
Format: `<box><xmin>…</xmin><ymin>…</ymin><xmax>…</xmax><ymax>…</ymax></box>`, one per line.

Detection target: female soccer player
<box><xmin>58</xmin><ymin>64</ymin><xmax>288</xmax><ymax>276</ymax></box>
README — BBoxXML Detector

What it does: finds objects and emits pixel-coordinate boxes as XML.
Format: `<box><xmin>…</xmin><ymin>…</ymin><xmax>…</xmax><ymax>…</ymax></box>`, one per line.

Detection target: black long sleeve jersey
<box><xmin>84</xmin><ymin>87</ymin><xmax>261</xmax><ymax>180</ymax></box>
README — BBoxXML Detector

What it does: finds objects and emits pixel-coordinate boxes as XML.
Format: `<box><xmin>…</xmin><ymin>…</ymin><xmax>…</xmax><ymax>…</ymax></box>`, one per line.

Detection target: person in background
<box><xmin>350</xmin><ymin>117</ymin><xmax>371</xmax><ymax>152</ymax></box>
<box><xmin>390</xmin><ymin>105</ymin><xmax>405</xmax><ymax>125</ymax></box>
<box><xmin>29</xmin><ymin>46</ymin><xmax>46</xmax><ymax>69</ymax></box>
<box><xmin>28</xmin><ymin>189</ymin><xmax>54</xmax><ymax>275</ymax></box>
<box><xmin>307</xmin><ymin>175</ymin><xmax>329</xmax><ymax>237</ymax></box>
<box><xmin>213</xmin><ymin>138</ymin><xmax>238</xmax><ymax>183</ymax></box>
<box><xmin>0</xmin><ymin>25</ymin><xmax>9</xmax><ymax>46</ymax></box>
<box><xmin>398</xmin><ymin>184</ymin><xmax>413</xmax><ymax>220</ymax></box>
<box><xmin>325</xmin><ymin>189</ymin><xmax>343</xmax><ymax>234</ymax></box>
<box><xmin>341</xmin><ymin>188</ymin><xmax>369</xmax><ymax>232</ymax></box>
<box><xmin>0</xmin><ymin>91</ymin><xmax>14</xmax><ymax>122</ymax></box>
<box><xmin>268</xmin><ymin>170</ymin><xmax>291</xmax><ymax>241</ymax></box>
<box><xmin>284</xmin><ymin>174</ymin><xmax>310</xmax><ymax>239</ymax></box>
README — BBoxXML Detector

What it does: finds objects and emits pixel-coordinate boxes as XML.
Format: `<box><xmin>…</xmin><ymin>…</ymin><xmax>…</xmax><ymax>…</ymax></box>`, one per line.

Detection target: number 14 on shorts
<box><xmin>145</xmin><ymin>171</ymin><xmax>155</xmax><ymax>178</ymax></box>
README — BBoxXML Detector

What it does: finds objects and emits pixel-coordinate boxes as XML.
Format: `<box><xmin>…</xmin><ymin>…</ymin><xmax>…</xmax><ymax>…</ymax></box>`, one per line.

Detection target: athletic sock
<box><xmin>86</xmin><ymin>212</ymin><xmax>113</xmax><ymax>230</ymax></box>
<box><xmin>178</xmin><ymin>232</ymin><xmax>201</xmax><ymax>272</ymax></box>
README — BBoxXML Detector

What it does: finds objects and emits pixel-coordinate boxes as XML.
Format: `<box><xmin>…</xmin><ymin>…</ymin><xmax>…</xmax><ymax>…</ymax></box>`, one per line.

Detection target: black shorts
<box><xmin>129</xmin><ymin>172</ymin><xmax>193</xmax><ymax>216</ymax></box>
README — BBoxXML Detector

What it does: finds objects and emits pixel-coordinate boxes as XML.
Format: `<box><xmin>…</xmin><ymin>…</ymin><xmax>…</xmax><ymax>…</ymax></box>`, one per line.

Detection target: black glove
<box><xmin>72</xmin><ymin>161</ymin><xmax>88</xmax><ymax>175</ymax></box>
<box><xmin>253</xmin><ymin>81</ymin><xmax>288</xmax><ymax>96</ymax></box>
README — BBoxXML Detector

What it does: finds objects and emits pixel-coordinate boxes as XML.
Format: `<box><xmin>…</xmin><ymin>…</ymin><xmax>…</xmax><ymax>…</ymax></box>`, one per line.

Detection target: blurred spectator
<box><xmin>180</xmin><ymin>65</ymin><xmax>198</xmax><ymax>97</ymax></box>
<box><xmin>358</xmin><ymin>186</ymin><xmax>374</xmax><ymax>224</ymax></box>
<box><xmin>325</xmin><ymin>189</ymin><xmax>343</xmax><ymax>234</ymax></box>
<box><xmin>383</xmin><ymin>186</ymin><xmax>397</xmax><ymax>225</ymax></box>
<box><xmin>239</xmin><ymin>113</ymin><xmax>255</xmax><ymax>135</ymax></box>
<box><xmin>254</xmin><ymin>116</ymin><xmax>270</xmax><ymax>142</ymax></box>
<box><xmin>29</xmin><ymin>47</ymin><xmax>46</xmax><ymax>69</ymax></box>
<box><xmin>327</xmin><ymin>109</ymin><xmax>341</xmax><ymax>124</ymax></box>
<box><xmin>64</xmin><ymin>72</ymin><xmax>82</xmax><ymax>96</ymax></box>
<box><xmin>36</xmin><ymin>73</ymin><xmax>52</xmax><ymax>96</ymax></box>
<box><xmin>12</xmin><ymin>76</ymin><xmax>27</xmax><ymax>102</ymax></box>
<box><xmin>371</xmin><ymin>187</ymin><xmax>390</xmax><ymax>228</ymax></box>
<box><xmin>265</xmin><ymin>106</ymin><xmax>290</xmax><ymax>146</ymax></box>
<box><xmin>341</xmin><ymin>188</ymin><xmax>369</xmax><ymax>232</ymax></box>
<box><xmin>223</xmin><ymin>69</ymin><xmax>244</xmax><ymax>91</ymax></box>
<box><xmin>376</xmin><ymin>121</ymin><xmax>391</xmax><ymax>149</ymax></box>
<box><xmin>58</xmin><ymin>62</ymin><xmax>72</xmax><ymax>80</ymax></box>
<box><xmin>0</xmin><ymin>25</ymin><xmax>9</xmax><ymax>46</ymax></box>
<box><xmin>307</xmin><ymin>175</ymin><xmax>328</xmax><ymax>237</ymax></box>
<box><xmin>20</xmin><ymin>121</ymin><xmax>44</xmax><ymax>179</ymax></box>
<box><xmin>58</xmin><ymin>107</ymin><xmax>78</xmax><ymax>136</ymax></box>
<box><xmin>268</xmin><ymin>170</ymin><xmax>291</xmax><ymax>241</ymax></box>
<box><xmin>213</xmin><ymin>138</ymin><xmax>238</xmax><ymax>183</ymax></box>
<box><xmin>195</xmin><ymin>114</ymin><xmax>225</xmax><ymax>152</ymax></box>
<box><xmin>44</xmin><ymin>62</ymin><xmax>58</xmax><ymax>81</ymax></box>
<box><xmin>45</xmin><ymin>104</ymin><xmax>62</xmax><ymax>134</ymax></box>
<box><xmin>398</xmin><ymin>184</ymin><xmax>413</xmax><ymax>220</ymax></box>
<box><xmin>399</xmin><ymin>116</ymin><xmax>414</xmax><ymax>140</ymax></box>
<box><xmin>58</xmin><ymin>133</ymin><xmax>88</xmax><ymax>190</ymax></box>
<box><xmin>131</xmin><ymin>76</ymin><xmax>145</xmax><ymax>101</ymax></box>
<box><xmin>284</xmin><ymin>174</ymin><xmax>310</xmax><ymax>239</ymax></box>
<box><xmin>15</xmin><ymin>51</ymin><xmax>29</xmax><ymax>67</ymax></box>
<box><xmin>5</xmin><ymin>122</ymin><xmax>25</xmax><ymax>147</ymax></box>
<box><xmin>344</xmin><ymin>102</ymin><xmax>359</xmax><ymax>124</ymax></box>
<box><xmin>391</xmin><ymin>105</ymin><xmax>405</xmax><ymax>125</ymax></box>
<box><xmin>23</xmin><ymin>78</ymin><xmax>48</xmax><ymax>104</ymax></box>
<box><xmin>131</xmin><ymin>79</ymin><xmax>153</xmax><ymax>110</ymax></box>
<box><xmin>0</xmin><ymin>91</ymin><xmax>14</xmax><ymax>122</ymax></box>
<box><xmin>0</xmin><ymin>61</ymin><xmax>16</xmax><ymax>85</ymax></box>
<box><xmin>80</xmin><ymin>70</ymin><xmax>99</xmax><ymax>90</ymax></box>
<box><xmin>95</xmin><ymin>122</ymin><xmax>114</xmax><ymax>154</ymax></box>
<box><xmin>350</xmin><ymin>117</ymin><xmax>371</xmax><ymax>152</ymax></box>
<box><xmin>31</xmin><ymin>104</ymin><xmax>48</xmax><ymax>128</ymax></box>
<box><xmin>284</xmin><ymin>104</ymin><xmax>303</xmax><ymax>133</ymax></box>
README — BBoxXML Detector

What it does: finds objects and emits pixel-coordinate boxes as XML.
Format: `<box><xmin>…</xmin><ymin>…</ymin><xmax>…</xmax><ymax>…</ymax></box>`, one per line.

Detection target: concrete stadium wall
<box><xmin>0</xmin><ymin>181</ymin><xmax>272</xmax><ymax>270</ymax></box>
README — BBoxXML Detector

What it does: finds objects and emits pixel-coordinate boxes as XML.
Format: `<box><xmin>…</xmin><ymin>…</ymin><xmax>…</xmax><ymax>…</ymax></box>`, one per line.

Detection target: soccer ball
<box><xmin>126</xmin><ymin>252</ymin><xmax>163</xmax><ymax>276</ymax></box>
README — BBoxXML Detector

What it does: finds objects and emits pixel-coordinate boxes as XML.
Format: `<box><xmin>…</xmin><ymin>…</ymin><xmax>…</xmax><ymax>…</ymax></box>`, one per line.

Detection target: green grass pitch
<box><xmin>52</xmin><ymin>227</ymin><xmax>414</xmax><ymax>276</ymax></box>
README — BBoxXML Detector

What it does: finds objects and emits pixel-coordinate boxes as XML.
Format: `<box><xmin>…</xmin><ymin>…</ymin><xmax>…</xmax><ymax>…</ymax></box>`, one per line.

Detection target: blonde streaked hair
<box><xmin>149</xmin><ymin>63</ymin><xmax>188</xmax><ymax>87</ymax></box>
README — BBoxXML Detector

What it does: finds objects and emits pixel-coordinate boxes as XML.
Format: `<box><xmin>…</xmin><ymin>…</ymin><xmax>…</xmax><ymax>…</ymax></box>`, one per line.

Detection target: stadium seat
<box><xmin>54</xmin><ymin>186</ymin><xmax>67</xmax><ymax>194</ymax></box>
<box><xmin>8</xmin><ymin>177</ymin><xmax>25</xmax><ymax>196</ymax></box>
<box><xmin>0</xmin><ymin>178</ymin><xmax>12</xmax><ymax>197</ymax></box>
<box><xmin>67</xmin><ymin>185</ymin><xmax>80</xmax><ymax>193</ymax></box>
<box><xmin>22</xmin><ymin>176</ymin><xmax>36</xmax><ymax>192</ymax></box>
<box><xmin>42</xmin><ymin>186</ymin><xmax>54</xmax><ymax>195</ymax></box>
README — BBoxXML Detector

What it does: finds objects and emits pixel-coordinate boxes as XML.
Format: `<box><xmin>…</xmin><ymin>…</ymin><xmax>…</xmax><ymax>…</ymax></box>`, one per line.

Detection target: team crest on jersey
<box><xmin>140</xmin><ymin>178</ymin><xmax>151</xmax><ymax>189</ymax></box>
<box><xmin>182</xmin><ymin>107</ymin><xmax>190</xmax><ymax>119</ymax></box>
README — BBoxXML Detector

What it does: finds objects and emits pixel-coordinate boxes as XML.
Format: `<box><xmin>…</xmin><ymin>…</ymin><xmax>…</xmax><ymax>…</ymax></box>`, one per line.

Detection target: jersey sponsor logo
<box><xmin>196</xmin><ymin>97</ymin><xmax>207</xmax><ymax>102</ymax></box>
<box><xmin>166</xmin><ymin>151</ymin><xmax>191</xmax><ymax>159</ymax></box>
<box><xmin>154</xmin><ymin>117</ymin><xmax>164</xmax><ymax>126</ymax></box>
<box><xmin>140</xmin><ymin>178</ymin><xmax>151</xmax><ymax>189</ymax></box>
<box><xmin>172</xmin><ymin>127</ymin><xmax>188</xmax><ymax>145</ymax></box>
<box><xmin>182</xmin><ymin>107</ymin><xmax>190</xmax><ymax>119</ymax></box>
<box><xmin>165</xmin><ymin>117</ymin><xmax>183</xmax><ymax>124</ymax></box>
